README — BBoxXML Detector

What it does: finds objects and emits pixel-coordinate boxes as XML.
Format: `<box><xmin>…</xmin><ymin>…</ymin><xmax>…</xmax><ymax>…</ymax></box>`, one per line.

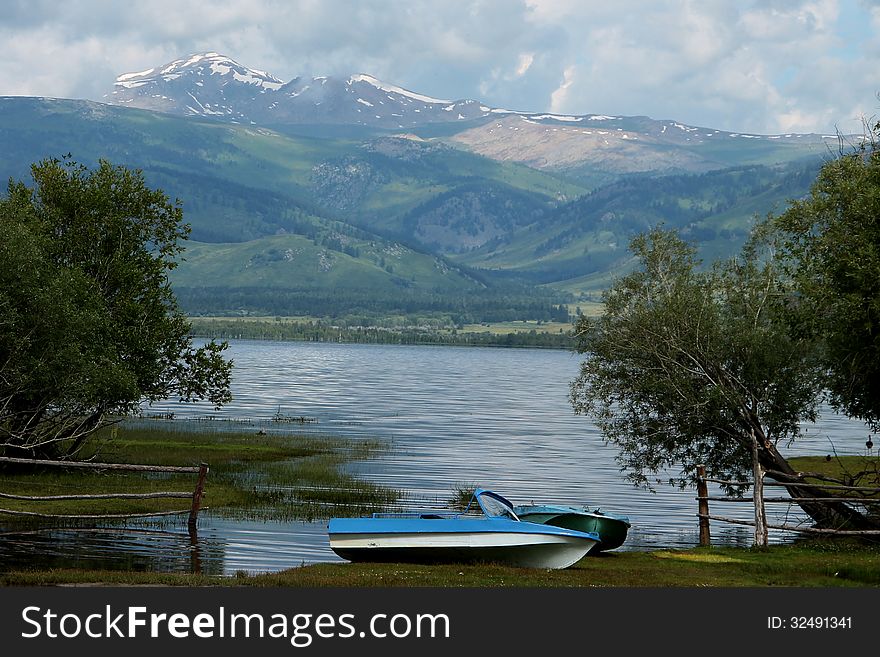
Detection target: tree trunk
<box><xmin>756</xmin><ymin>439</ymin><xmax>880</xmax><ymax>530</ymax></box>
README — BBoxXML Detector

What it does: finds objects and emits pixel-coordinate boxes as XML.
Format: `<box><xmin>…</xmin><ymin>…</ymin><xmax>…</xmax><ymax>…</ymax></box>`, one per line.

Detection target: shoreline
<box><xmin>188</xmin><ymin>316</ymin><xmax>576</xmax><ymax>350</ymax></box>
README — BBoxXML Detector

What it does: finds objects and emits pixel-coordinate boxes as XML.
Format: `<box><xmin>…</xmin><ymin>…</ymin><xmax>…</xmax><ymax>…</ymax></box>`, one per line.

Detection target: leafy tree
<box><xmin>0</xmin><ymin>157</ymin><xmax>232</xmax><ymax>459</ymax></box>
<box><xmin>569</xmin><ymin>227</ymin><xmax>877</xmax><ymax>529</ymax></box>
<box><xmin>764</xmin><ymin>127</ymin><xmax>880</xmax><ymax>431</ymax></box>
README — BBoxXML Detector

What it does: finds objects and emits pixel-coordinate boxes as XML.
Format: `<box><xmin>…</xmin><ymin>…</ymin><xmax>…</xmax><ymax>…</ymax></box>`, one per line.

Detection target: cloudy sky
<box><xmin>2</xmin><ymin>0</ymin><xmax>879</xmax><ymax>135</ymax></box>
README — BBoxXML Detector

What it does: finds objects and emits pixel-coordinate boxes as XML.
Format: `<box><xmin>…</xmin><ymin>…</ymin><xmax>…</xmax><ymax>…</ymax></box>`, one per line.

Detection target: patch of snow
<box><xmin>588</xmin><ymin>115</ymin><xmax>617</xmax><ymax>121</ymax></box>
<box><xmin>207</xmin><ymin>60</ymin><xmax>283</xmax><ymax>90</ymax></box>
<box><xmin>356</xmin><ymin>98</ymin><xmax>374</xmax><ymax>107</ymax></box>
<box><xmin>286</xmin><ymin>84</ymin><xmax>311</xmax><ymax>99</ymax></box>
<box><xmin>491</xmin><ymin>108</ymin><xmax>530</xmax><ymax>115</ymax></box>
<box><xmin>116</xmin><ymin>68</ymin><xmax>155</xmax><ymax>82</ymax></box>
<box><xmin>530</xmin><ymin>114</ymin><xmax>583</xmax><ymax>122</ymax></box>
<box><xmin>349</xmin><ymin>74</ymin><xmax>450</xmax><ymax>104</ymax></box>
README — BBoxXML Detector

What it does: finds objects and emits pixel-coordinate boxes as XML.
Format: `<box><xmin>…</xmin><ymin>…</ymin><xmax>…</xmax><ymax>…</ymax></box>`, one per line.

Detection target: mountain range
<box><xmin>105</xmin><ymin>52</ymin><xmax>832</xmax><ymax>185</ymax></box>
<box><xmin>0</xmin><ymin>52</ymin><xmax>838</xmax><ymax>323</ymax></box>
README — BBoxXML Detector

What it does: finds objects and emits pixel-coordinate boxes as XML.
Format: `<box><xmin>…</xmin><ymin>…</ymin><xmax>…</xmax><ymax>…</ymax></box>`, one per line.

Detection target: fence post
<box><xmin>188</xmin><ymin>462</ymin><xmax>209</xmax><ymax>532</ymax></box>
<box><xmin>750</xmin><ymin>431</ymin><xmax>768</xmax><ymax>547</ymax></box>
<box><xmin>697</xmin><ymin>464</ymin><xmax>711</xmax><ymax>546</ymax></box>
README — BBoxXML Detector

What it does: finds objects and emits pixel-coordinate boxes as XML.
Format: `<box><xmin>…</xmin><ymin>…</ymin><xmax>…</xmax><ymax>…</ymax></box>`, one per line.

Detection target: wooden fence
<box><xmin>696</xmin><ymin>464</ymin><xmax>880</xmax><ymax>546</ymax></box>
<box><xmin>0</xmin><ymin>456</ymin><xmax>209</xmax><ymax>532</ymax></box>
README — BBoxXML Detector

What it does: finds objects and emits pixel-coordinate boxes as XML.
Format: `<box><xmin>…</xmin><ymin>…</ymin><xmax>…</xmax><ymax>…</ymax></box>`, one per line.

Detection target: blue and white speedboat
<box><xmin>328</xmin><ymin>488</ymin><xmax>600</xmax><ymax>569</ymax></box>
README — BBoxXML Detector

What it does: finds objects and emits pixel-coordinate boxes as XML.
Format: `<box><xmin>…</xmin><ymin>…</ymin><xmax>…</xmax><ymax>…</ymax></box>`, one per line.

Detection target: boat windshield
<box><xmin>475</xmin><ymin>489</ymin><xmax>519</xmax><ymax>520</ymax></box>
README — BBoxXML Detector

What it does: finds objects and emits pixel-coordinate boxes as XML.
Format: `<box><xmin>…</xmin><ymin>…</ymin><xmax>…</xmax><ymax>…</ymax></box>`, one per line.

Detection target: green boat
<box><xmin>513</xmin><ymin>504</ymin><xmax>631</xmax><ymax>552</ymax></box>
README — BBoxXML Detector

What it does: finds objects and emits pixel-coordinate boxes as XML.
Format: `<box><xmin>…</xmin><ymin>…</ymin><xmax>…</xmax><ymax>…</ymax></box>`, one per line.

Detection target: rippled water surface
<box><xmin>0</xmin><ymin>340</ymin><xmax>871</xmax><ymax>576</ymax></box>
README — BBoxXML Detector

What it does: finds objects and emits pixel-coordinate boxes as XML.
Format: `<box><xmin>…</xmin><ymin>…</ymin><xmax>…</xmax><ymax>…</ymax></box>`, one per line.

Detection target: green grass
<box><xmin>187</xmin><ymin>316</ymin><xmax>576</xmax><ymax>349</ymax></box>
<box><xmin>788</xmin><ymin>455</ymin><xmax>880</xmax><ymax>492</ymax></box>
<box><xmin>3</xmin><ymin>541</ymin><xmax>879</xmax><ymax>587</ymax></box>
<box><xmin>457</xmin><ymin>320</ymin><xmax>574</xmax><ymax>335</ymax></box>
<box><xmin>0</xmin><ymin>424</ymin><xmax>397</xmax><ymax>521</ymax></box>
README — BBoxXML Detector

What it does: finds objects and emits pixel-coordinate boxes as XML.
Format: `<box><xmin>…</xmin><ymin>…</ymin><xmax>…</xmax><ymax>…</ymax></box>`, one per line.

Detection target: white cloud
<box><xmin>0</xmin><ymin>0</ymin><xmax>877</xmax><ymax>134</ymax></box>
<box><xmin>550</xmin><ymin>65</ymin><xmax>576</xmax><ymax>113</ymax></box>
<box><xmin>515</xmin><ymin>52</ymin><xmax>535</xmax><ymax>77</ymax></box>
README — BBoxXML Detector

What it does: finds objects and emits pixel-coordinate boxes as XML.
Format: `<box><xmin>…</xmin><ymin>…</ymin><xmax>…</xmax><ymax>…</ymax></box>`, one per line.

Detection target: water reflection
<box><xmin>0</xmin><ymin>523</ymin><xmax>224</xmax><ymax>575</ymax></box>
<box><xmin>0</xmin><ymin>516</ymin><xmax>343</xmax><ymax>576</ymax></box>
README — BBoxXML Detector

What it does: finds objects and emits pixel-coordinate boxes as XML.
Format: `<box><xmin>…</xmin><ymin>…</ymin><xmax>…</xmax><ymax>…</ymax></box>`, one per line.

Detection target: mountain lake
<box><xmin>0</xmin><ymin>339</ymin><xmax>871</xmax><ymax>576</ymax></box>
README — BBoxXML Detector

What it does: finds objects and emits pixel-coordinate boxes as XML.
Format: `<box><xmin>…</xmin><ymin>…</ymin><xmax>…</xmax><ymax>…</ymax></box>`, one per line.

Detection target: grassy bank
<box><xmin>788</xmin><ymin>454</ymin><xmax>880</xmax><ymax>490</ymax></box>
<box><xmin>3</xmin><ymin>540</ymin><xmax>879</xmax><ymax>587</ymax></box>
<box><xmin>0</xmin><ymin>423</ymin><xmax>397</xmax><ymax>521</ymax></box>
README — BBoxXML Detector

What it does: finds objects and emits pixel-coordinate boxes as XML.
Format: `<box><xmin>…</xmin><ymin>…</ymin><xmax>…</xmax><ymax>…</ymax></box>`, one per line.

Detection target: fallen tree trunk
<box><xmin>757</xmin><ymin>440</ymin><xmax>880</xmax><ymax>530</ymax></box>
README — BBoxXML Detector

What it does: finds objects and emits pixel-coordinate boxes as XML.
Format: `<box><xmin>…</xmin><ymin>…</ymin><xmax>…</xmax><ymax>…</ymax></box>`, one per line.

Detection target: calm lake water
<box><xmin>0</xmin><ymin>340</ymin><xmax>871</xmax><ymax>576</ymax></box>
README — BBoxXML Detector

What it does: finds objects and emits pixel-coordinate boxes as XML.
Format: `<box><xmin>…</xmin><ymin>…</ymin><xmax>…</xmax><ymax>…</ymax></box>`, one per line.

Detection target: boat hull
<box><xmin>328</xmin><ymin>517</ymin><xmax>599</xmax><ymax>569</ymax></box>
<box><xmin>514</xmin><ymin>506</ymin><xmax>631</xmax><ymax>552</ymax></box>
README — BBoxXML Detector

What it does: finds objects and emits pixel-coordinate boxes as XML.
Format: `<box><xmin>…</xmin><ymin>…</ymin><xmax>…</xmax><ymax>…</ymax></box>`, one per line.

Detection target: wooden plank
<box><xmin>697</xmin><ymin>513</ymin><xmax>880</xmax><ymax>535</ymax></box>
<box><xmin>0</xmin><ymin>456</ymin><xmax>202</xmax><ymax>473</ymax></box>
<box><xmin>0</xmin><ymin>508</ymin><xmax>199</xmax><ymax>519</ymax></box>
<box><xmin>697</xmin><ymin>496</ymin><xmax>880</xmax><ymax>503</ymax></box>
<box><xmin>0</xmin><ymin>491</ymin><xmax>193</xmax><ymax>501</ymax></box>
<box><xmin>703</xmin><ymin>476</ymin><xmax>880</xmax><ymax>492</ymax></box>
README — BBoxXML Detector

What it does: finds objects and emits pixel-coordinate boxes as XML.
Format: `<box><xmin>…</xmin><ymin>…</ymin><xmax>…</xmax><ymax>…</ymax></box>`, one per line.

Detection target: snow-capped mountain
<box><xmin>108</xmin><ymin>53</ymin><xmax>283</xmax><ymax>120</ymax></box>
<box><xmin>106</xmin><ymin>52</ymin><xmax>492</xmax><ymax>128</ymax></box>
<box><xmin>104</xmin><ymin>52</ymin><xmax>835</xmax><ymax>177</ymax></box>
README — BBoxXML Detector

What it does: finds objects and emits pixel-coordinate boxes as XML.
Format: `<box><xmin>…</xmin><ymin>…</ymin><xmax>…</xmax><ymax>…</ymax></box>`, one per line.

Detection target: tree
<box><xmin>0</xmin><ymin>157</ymin><xmax>232</xmax><ymax>459</ymax></box>
<box><xmin>765</xmin><ymin>126</ymin><xmax>880</xmax><ymax>432</ymax></box>
<box><xmin>569</xmin><ymin>227</ymin><xmax>878</xmax><ymax>529</ymax></box>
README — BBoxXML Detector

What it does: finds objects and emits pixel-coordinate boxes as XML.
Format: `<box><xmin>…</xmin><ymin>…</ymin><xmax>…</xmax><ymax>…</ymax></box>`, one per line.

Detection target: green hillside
<box><xmin>453</xmin><ymin>160</ymin><xmax>822</xmax><ymax>292</ymax></box>
<box><xmin>171</xmin><ymin>237</ymin><xmax>568</xmax><ymax>324</ymax></box>
<box><xmin>0</xmin><ymin>97</ymin><xmax>579</xmax><ymax>320</ymax></box>
<box><xmin>172</xmin><ymin>232</ymin><xmax>480</xmax><ymax>292</ymax></box>
<box><xmin>0</xmin><ymin>97</ymin><xmax>830</xmax><ymax>318</ymax></box>
<box><xmin>0</xmin><ymin>98</ymin><xmax>583</xmax><ymax>243</ymax></box>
